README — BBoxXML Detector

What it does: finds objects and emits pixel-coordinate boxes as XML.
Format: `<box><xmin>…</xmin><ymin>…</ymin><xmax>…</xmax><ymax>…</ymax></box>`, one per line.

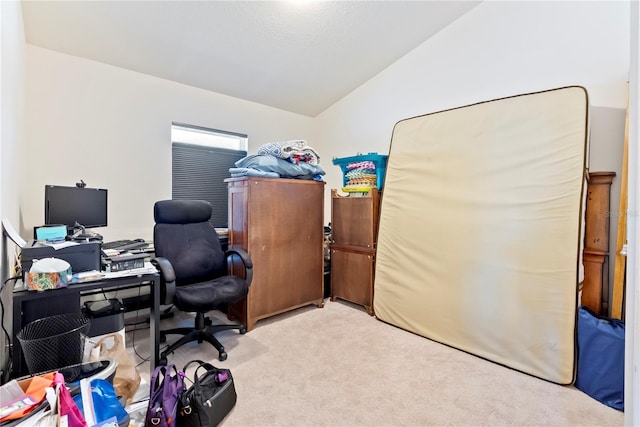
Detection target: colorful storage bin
<box><xmin>332</xmin><ymin>153</ymin><xmax>388</xmax><ymax>192</ymax></box>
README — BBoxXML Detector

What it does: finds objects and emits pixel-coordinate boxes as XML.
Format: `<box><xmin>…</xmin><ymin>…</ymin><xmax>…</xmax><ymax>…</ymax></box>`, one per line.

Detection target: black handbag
<box><xmin>178</xmin><ymin>360</ymin><xmax>237</xmax><ymax>427</ymax></box>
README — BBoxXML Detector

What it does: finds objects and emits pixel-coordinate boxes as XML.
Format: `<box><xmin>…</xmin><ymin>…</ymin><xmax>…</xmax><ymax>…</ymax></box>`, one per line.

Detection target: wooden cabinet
<box><xmin>225</xmin><ymin>177</ymin><xmax>325</xmax><ymax>331</ymax></box>
<box><xmin>330</xmin><ymin>188</ymin><xmax>380</xmax><ymax>315</ymax></box>
<box><xmin>330</xmin><ymin>248</ymin><xmax>375</xmax><ymax>315</ymax></box>
<box><xmin>582</xmin><ymin>171</ymin><xmax>616</xmax><ymax>315</ymax></box>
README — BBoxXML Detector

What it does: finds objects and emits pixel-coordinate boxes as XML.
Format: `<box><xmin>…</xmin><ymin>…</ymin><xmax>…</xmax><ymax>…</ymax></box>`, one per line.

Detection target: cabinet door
<box><xmin>331</xmin><ymin>189</ymin><xmax>379</xmax><ymax>248</ymax></box>
<box><xmin>582</xmin><ymin>251</ymin><xmax>608</xmax><ymax>315</ymax></box>
<box><xmin>226</xmin><ymin>177</ymin><xmax>325</xmax><ymax>330</ymax></box>
<box><xmin>330</xmin><ymin>248</ymin><xmax>375</xmax><ymax>315</ymax></box>
<box><xmin>584</xmin><ymin>172</ymin><xmax>615</xmax><ymax>253</ymax></box>
<box><xmin>582</xmin><ymin>171</ymin><xmax>615</xmax><ymax>316</ymax></box>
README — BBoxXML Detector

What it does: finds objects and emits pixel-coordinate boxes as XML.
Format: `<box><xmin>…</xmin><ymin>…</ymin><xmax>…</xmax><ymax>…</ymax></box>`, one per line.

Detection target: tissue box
<box><xmin>26</xmin><ymin>257</ymin><xmax>72</xmax><ymax>291</ymax></box>
<box><xmin>26</xmin><ymin>269</ymin><xmax>71</xmax><ymax>291</ymax></box>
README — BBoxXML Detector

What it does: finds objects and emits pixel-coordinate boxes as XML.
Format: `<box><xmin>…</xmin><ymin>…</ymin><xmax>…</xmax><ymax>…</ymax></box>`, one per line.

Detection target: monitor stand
<box><xmin>70</xmin><ymin>232</ymin><xmax>103</xmax><ymax>242</ymax></box>
<box><xmin>70</xmin><ymin>222</ymin><xmax>103</xmax><ymax>242</ymax></box>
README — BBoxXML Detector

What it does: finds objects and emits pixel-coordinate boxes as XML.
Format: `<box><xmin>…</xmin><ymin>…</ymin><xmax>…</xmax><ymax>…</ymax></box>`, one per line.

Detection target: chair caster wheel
<box><xmin>160</xmin><ymin>333</ymin><xmax>167</xmax><ymax>343</ymax></box>
<box><xmin>239</xmin><ymin>326</ymin><xmax>247</xmax><ymax>334</ymax></box>
<box><xmin>159</xmin><ymin>358</ymin><xmax>168</xmax><ymax>366</ymax></box>
<box><xmin>204</xmin><ymin>317</ymin><xmax>212</xmax><ymax>326</ymax></box>
<box><xmin>219</xmin><ymin>351</ymin><xmax>228</xmax><ymax>361</ymax></box>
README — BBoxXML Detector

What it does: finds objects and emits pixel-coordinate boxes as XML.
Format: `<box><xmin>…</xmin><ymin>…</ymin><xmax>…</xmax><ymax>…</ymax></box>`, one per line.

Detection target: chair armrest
<box><xmin>150</xmin><ymin>257</ymin><xmax>176</xmax><ymax>304</ymax></box>
<box><xmin>225</xmin><ymin>248</ymin><xmax>254</xmax><ymax>287</ymax></box>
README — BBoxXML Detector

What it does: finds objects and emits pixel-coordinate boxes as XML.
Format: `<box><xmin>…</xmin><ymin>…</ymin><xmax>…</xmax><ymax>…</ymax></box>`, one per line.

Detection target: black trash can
<box><xmin>17</xmin><ymin>313</ymin><xmax>91</xmax><ymax>375</ymax></box>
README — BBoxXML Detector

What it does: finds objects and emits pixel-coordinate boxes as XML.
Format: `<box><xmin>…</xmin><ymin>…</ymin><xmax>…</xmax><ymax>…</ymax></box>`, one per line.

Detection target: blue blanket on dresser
<box><xmin>229</xmin><ymin>155</ymin><xmax>325</xmax><ymax>180</ymax></box>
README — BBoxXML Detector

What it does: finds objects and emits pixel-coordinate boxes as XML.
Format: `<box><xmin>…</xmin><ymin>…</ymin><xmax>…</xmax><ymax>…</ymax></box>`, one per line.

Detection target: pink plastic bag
<box><xmin>54</xmin><ymin>373</ymin><xmax>87</xmax><ymax>427</ymax></box>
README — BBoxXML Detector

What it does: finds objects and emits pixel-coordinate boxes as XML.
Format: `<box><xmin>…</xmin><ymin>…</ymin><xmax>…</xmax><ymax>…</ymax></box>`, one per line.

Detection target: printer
<box><xmin>21</xmin><ymin>240</ymin><xmax>101</xmax><ymax>277</ymax></box>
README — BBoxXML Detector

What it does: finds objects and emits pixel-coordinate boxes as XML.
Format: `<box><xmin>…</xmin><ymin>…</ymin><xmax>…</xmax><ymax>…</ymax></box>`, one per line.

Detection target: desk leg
<box><xmin>11</xmin><ymin>295</ymin><xmax>23</xmax><ymax>379</ymax></box>
<box><xmin>149</xmin><ymin>278</ymin><xmax>160</xmax><ymax>370</ymax></box>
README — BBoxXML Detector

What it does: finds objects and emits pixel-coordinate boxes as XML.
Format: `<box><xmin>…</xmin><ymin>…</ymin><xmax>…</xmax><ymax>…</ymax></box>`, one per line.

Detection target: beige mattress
<box><xmin>374</xmin><ymin>86</ymin><xmax>588</xmax><ymax>384</ymax></box>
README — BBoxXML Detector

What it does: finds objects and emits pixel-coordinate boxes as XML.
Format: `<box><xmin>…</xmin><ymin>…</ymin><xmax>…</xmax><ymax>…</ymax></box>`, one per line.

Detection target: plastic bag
<box><xmin>18</xmin><ymin>374</ymin><xmax>87</xmax><ymax>427</ymax></box>
<box><xmin>73</xmin><ymin>379</ymin><xmax>130</xmax><ymax>427</ymax></box>
<box><xmin>90</xmin><ymin>333</ymin><xmax>141</xmax><ymax>405</ymax></box>
<box><xmin>0</xmin><ymin>372</ymin><xmax>55</xmax><ymax>423</ymax></box>
<box><xmin>55</xmin><ymin>373</ymin><xmax>88</xmax><ymax>427</ymax></box>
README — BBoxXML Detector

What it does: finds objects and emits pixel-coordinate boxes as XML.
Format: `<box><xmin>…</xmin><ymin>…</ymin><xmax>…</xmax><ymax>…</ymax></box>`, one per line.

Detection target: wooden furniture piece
<box><xmin>611</xmin><ymin>106</ymin><xmax>629</xmax><ymax>320</ymax></box>
<box><xmin>330</xmin><ymin>188</ymin><xmax>380</xmax><ymax>315</ymax></box>
<box><xmin>582</xmin><ymin>171</ymin><xmax>616</xmax><ymax>315</ymax></box>
<box><xmin>225</xmin><ymin>177</ymin><xmax>325</xmax><ymax>331</ymax></box>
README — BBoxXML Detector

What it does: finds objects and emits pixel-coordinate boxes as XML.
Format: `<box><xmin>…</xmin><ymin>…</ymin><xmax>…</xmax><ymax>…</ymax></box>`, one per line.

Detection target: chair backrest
<box><xmin>153</xmin><ymin>200</ymin><xmax>226</xmax><ymax>286</ymax></box>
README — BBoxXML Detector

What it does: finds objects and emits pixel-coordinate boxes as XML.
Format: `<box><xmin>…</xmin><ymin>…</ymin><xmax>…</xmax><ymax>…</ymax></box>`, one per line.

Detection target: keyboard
<box><xmin>102</xmin><ymin>239</ymin><xmax>149</xmax><ymax>251</ymax></box>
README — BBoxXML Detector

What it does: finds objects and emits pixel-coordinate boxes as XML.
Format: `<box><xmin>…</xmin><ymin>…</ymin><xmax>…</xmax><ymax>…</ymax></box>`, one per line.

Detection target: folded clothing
<box><xmin>344</xmin><ymin>161</ymin><xmax>378</xmax><ymax>189</ymax></box>
<box><xmin>347</xmin><ymin>161</ymin><xmax>376</xmax><ymax>170</ymax></box>
<box><xmin>257</xmin><ymin>140</ymin><xmax>321</xmax><ymax>166</ymax></box>
<box><xmin>231</xmin><ymin>155</ymin><xmax>325</xmax><ymax>180</ymax></box>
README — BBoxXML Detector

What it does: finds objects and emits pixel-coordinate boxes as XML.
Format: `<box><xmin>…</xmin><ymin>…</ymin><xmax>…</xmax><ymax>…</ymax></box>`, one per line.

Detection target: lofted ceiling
<box><xmin>21</xmin><ymin>1</ymin><xmax>480</xmax><ymax>117</ymax></box>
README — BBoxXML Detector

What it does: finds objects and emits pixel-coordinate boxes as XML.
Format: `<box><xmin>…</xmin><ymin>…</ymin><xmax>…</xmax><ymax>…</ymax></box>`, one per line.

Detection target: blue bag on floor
<box><xmin>574</xmin><ymin>306</ymin><xmax>624</xmax><ymax>411</ymax></box>
<box><xmin>73</xmin><ymin>379</ymin><xmax>130</xmax><ymax>427</ymax></box>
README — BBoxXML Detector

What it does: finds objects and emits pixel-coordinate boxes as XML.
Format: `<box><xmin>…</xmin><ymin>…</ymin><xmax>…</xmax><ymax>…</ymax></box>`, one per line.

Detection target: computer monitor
<box><xmin>44</xmin><ymin>185</ymin><xmax>108</xmax><ymax>233</ymax></box>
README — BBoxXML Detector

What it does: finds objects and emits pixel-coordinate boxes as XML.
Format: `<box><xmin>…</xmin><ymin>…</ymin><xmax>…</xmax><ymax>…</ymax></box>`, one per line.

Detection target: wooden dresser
<box><xmin>225</xmin><ymin>177</ymin><xmax>325</xmax><ymax>331</ymax></box>
<box><xmin>330</xmin><ymin>188</ymin><xmax>380</xmax><ymax>315</ymax></box>
<box><xmin>582</xmin><ymin>171</ymin><xmax>616</xmax><ymax>315</ymax></box>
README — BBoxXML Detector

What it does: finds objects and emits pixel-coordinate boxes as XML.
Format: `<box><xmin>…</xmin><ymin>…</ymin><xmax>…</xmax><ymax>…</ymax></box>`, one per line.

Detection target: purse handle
<box><xmin>149</xmin><ymin>364</ymin><xmax>182</xmax><ymax>402</ymax></box>
<box><xmin>182</xmin><ymin>360</ymin><xmax>226</xmax><ymax>387</ymax></box>
<box><xmin>150</xmin><ymin>364</ymin><xmax>171</xmax><ymax>392</ymax></box>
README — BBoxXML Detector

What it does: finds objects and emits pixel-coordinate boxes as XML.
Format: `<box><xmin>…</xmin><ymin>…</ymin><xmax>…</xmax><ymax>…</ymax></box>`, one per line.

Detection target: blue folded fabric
<box><xmin>229</xmin><ymin>168</ymin><xmax>279</xmax><ymax>178</ymax></box>
<box><xmin>232</xmin><ymin>155</ymin><xmax>325</xmax><ymax>180</ymax></box>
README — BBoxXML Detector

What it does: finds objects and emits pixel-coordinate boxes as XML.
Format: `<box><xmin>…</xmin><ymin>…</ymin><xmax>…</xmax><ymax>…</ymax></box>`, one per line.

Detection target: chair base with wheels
<box><xmin>159</xmin><ymin>312</ymin><xmax>247</xmax><ymax>362</ymax></box>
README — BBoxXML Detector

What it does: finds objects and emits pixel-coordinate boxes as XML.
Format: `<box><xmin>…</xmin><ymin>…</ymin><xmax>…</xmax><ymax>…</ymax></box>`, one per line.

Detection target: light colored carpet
<box><xmin>128</xmin><ymin>300</ymin><xmax>622</xmax><ymax>427</ymax></box>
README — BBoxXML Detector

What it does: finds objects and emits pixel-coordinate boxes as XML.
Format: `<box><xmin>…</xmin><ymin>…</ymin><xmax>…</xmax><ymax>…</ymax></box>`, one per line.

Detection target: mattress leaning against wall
<box><xmin>374</xmin><ymin>86</ymin><xmax>589</xmax><ymax>384</ymax></box>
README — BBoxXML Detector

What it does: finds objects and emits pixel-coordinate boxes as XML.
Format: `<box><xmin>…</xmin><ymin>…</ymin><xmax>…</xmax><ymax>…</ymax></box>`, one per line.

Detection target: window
<box><xmin>171</xmin><ymin>122</ymin><xmax>248</xmax><ymax>228</ymax></box>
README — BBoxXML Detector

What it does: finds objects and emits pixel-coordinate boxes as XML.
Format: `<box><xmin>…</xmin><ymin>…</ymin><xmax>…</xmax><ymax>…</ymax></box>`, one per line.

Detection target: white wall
<box><xmin>626</xmin><ymin>3</ymin><xmax>639</xmax><ymax>424</ymax></box>
<box><xmin>21</xmin><ymin>1</ymin><xmax>630</xmax><ymax>237</ymax></box>
<box><xmin>1</xmin><ymin>2</ymin><xmax>25</xmax><ymax>265</ymax></box>
<box><xmin>22</xmin><ymin>46</ymin><xmax>315</xmax><ymax>242</ymax></box>
<box><xmin>314</xmin><ymin>1</ymin><xmax>630</xmax><ymax>221</ymax></box>
<box><xmin>589</xmin><ymin>106</ymin><xmax>626</xmax><ymax>292</ymax></box>
<box><xmin>0</xmin><ymin>0</ymin><xmax>26</xmax><ymax>377</ymax></box>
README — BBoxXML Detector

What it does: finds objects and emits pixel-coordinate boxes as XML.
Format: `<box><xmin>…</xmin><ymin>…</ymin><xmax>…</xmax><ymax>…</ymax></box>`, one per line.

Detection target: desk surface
<box><xmin>14</xmin><ymin>262</ymin><xmax>158</xmax><ymax>293</ymax></box>
<box><xmin>13</xmin><ymin>272</ymin><xmax>158</xmax><ymax>296</ymax></box>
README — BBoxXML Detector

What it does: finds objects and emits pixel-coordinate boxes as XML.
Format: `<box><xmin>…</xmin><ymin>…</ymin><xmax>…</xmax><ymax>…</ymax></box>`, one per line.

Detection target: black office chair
<box><xmin>151</xmin><ymin>200</ymin><xmax>252</xmax><ymax>362</ymax></box>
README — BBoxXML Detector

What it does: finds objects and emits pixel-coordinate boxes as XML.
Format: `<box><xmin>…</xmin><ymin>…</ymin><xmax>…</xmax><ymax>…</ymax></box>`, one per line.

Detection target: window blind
<box><xmin>172</xmin><ymin>142</ymin><xmax>247</xmax><ymax>228</ymax></box>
